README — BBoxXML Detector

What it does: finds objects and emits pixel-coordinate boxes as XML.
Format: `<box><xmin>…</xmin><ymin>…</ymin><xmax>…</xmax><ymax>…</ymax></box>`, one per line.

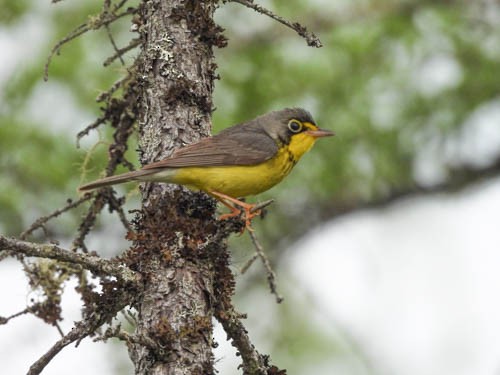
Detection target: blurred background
<box><xmin>1</xmin><ymin>0</ymin><xmax>500</xmax><ymax>374</ymax></box>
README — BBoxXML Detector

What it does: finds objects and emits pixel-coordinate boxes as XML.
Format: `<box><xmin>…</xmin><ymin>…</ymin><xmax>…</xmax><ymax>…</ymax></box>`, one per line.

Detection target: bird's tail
<box><xmin>78</xmin><ymin>169</ymin><xmax>163</xmax><ymax>192</ymax></box>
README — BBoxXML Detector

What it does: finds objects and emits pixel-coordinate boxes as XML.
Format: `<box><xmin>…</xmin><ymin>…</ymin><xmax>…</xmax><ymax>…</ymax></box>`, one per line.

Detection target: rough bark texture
<box><xmin>126</xmin><ymin>1</ymin><xmax>225</xmax><ymax>373</ymax></box>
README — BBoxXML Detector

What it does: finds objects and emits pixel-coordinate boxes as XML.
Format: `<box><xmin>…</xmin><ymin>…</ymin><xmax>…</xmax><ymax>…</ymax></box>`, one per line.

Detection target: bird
<box><xmin>79</xmin><ymin>108</ymin><xmax>334</xmax><ymax>229</ymax></box>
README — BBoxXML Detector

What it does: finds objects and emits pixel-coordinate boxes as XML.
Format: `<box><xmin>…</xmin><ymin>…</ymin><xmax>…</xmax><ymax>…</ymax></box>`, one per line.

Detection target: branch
<box><xmin>94</xmin><ymin>324</ymin><xmax>161</xmax><ymax>351</ymax></box>
<box><xmin>0</xmin><ymin>235</ymin><xmax>139</xmax><ymax>284</ymax></box>
<box><xmin>27</xmin><ymin>322</ymin><xmax>91</xmax><ymax>375</ymax></box>
<box><xmin>44</xmin><ymin>6</ymin><xmax>137</xmax><ymax>80</ymax></box>
<box><xmin>27</xmin><ymin>283</ymin><xmax>132</xmax><ymax>375</ymax></box>
<box><xmin>215</xmin><ymin>308</ymin><xmax>268</xmax><ymax>374</ymax></box>
<box><xmin>76</xmin><ymin>116</ymin><xmax>107</xmax><ymax>147</ymax></box>
<box><xmin>44</xmin><ymin>22</ymin><xmax>89</xmax><ymax>81</ymax></box>
<box><xmin>247</xmin><ymin>231</ymin><xmax>283</xmax><ymax>303</ymax></box>
<box><xmin>251</xmin><ymin>199</ymin><xmax>274</xmax><ymax>213</ymax></box>
<box><xmin>103</xmin><ymin>38</ymin><xmax>141</xmax><ymax>67</ymax></box>
<box><xmin>72</xmin><ymin>191</ymin><xmax>110</xmax><ymax>252</ymax></box>
<box><xmin>231</xmin><ymin>0</ymin><xmax>322</xmax><ymax>47</ymax></box>
<box><xmin>105</xmin><ymin>24</ymin><xmax>125</xmax><ymax>66</ymax></box>
<box><xmin>96</xmin><ymin>75</ymin><xmax>129</xmax><ymax>103</ymax></box>
<box><xmin>0</xmin><ymin>308</ymin><xmax>30</xmax><ymax>325</ymax></box>
<box><xmin>19</xmin><ymin>196</ymin><xmax>92</xmax><ymax>240</ymax></box>
<box><xmin>240</xmin><ymin>253</ymin><xmax>258</xmax><ymax>274</ymax></box>
<box><xmin>107</xmin><ymin>193</ymin><xmax>134</xmax><ymax>233</ymax></box>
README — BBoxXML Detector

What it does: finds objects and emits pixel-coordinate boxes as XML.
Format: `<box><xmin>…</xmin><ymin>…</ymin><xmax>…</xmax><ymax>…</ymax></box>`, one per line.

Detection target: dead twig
<box><xmin>72</xmin><ymin>193</ymin><xmax>107</xmax><ymax>252</ymax></box>
<box><xmin>231</xmin><ymin>0</ymin><xmax>322</xmax><ymax>47</ymax></box>
<box><xmin>54</xmin><ymin>322</ymin><xmax>65</xmax><ymax>337</ymax></box>
<box><xmin>95</xmin><ymin>325</ymin><xmax>159</xmax><ymax>350</ymax></box>
<box><xmin>103</xmin><ymin>38</ymin><xmax>141</xmax><ymax>67</ymax></box>
<box><xmin>74</xmin><ymin>63</ymin><xmax>137</xmax><ymax>250</ymax></box>
<box><xmin>27</xmin><ymin>285</ymin><xmax>131</xmax><ymax>375</ymax></box>
<box><xmin>0</xmin><ymin>235</ymin><xmax>140</xmax><ymax>283</ymax></box>
<box><xmin>240</xmin><ymin>253</ymin><xmax>258</xmax><ymax>274</ymax></box>
<box><xmin>215</xmin><ymin>306</ymin><xmax>268</xmax><ymax>374</ymax></box>
<box><xmin>76</xmin><ymin>116</ymin><xmax>107</xmax><ymax>147</ymax></box>
<box><xmin>121</xmin><ymin>309</ymin><xmax>137</xmax><ymax>327</ymax></box>
<box><xmin>250</xmin><ymin>199</ymin><xmax>274</xmax><ymax>213</ymax></box>
<box><xmin>44</xmin><ymin>22</ymin><xmax>89</xmax><ymax>81</ymax></box>
<box><xmin>105</xmin><ymin>24</ymin><xmax>125</xmax><ymax>66</ymax></box>
<box><xmin>248</xmin><ymin>230</ymin><xmax>283</xmax><ymax>303</ymax></box>
<box><xmin>239</xmin><ymin>199</ymin><xmax>281</xmax><ymax>302</ymax></box>
<box><xmin>20</xmin><ymin>196</ymin><xmax>92</xmax><ymax>240</ymax></box>
<box><xmin>0</xmin><ymin>308</ymin><xmax>30</xmax><ymax>325</ymax></box>
<box><xmin>107</xmin><ymin>193</ymin><xmax>134</xmax><ymax>233</ymax></box>
<box><xmin>96</xmin><ymin>75</ymin><xmax>129</xmax><ymax>103</ymax></box>
<box><xmin>44</xmin><ymin>6</ymin><xmax>136</xmax><ymax>80</ymax></box>
<box><xmin>28</xmin><ymin>324</ymin><xmax>89</xmax><ymax>375</ymax></box>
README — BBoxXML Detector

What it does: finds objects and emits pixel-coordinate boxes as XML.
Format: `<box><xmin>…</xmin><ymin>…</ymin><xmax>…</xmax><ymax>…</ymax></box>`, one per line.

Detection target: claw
<box><xmin>210</xmin><ymin>191</ymin><xmax>261</xmax><ymax>232</ymax></box>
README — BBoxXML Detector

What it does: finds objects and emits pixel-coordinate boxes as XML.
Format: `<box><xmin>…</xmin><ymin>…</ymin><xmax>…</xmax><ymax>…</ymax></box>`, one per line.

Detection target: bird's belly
<box><xmin>171</xmin><ymin>151</ymin><xmax>295</xmax><ymax>198</ymax></box>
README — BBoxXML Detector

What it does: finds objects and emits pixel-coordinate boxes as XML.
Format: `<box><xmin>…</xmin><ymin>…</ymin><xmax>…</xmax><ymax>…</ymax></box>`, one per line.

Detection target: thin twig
<box><xmin>114</xmin><ymin>0</ymin><xmax>130</xmax><ymax>10</ymax></box>
<box><xmin>232</xmin><ymin>0</ymin><xmax>322</xmax><ymax>47</ymax></box>
<box><xmin>54</xmin><ymin>322</ymin><xmax>65</xmax><ymax>337</ymax></box>
<box><xmin>240</xmin><ymin>253</ymin><xmax>258</xmax><ymax>274</ymax></box>
<box><xmin>248</xmin><ymin>230</ymin><xmax>283</xmax><ymax>303</ymax></box>
<box><xmin>75</xmin><ymin>85</ymin><xmax>137</xmax><ymax>251</ymax></box>
<box><xmin>239</xmin><ymin>199</ymin><xmax>274</xmax><ymax>273</ymax></box>
<box><xmin>27</xmin><ymin>298</ymin><xmax>134</xmax><ymax>375</ymax></box>
<box><xmin>20</xmin><ymin>196</ymin><xmax>92</xmax><ymax>240</ymax></box>
<box><xmin>96</xmin><ymin>75</ymin><xmax>129</xmax><ymax>103</ymax></box>
<box><xmin>105</xmin><ymin>24</ymin><xmax>125</xmax><ymax>66</ymax></box>
<box><xmin>28</xmin><ymin>277</ymin><xmax>134</xmax><ymax>375</ymax></box>
<box><xmin>76</xmin><ymin>116</ymin><xmax>107</xmax><ymax>147</ymax></box>
<box><xmin>0</xmin><ymin>308</ymin><xmax>30</xmax><ymax>325</ymax></box>
<box><xmin>0</xmin><ymin>235</ymin><xmax>140</xmax><ymax>283</ymax></box>
<box><xmin>215</xmin><ymin>306</ymin><xmax>268</xmax><ymax>374</ymax></box>
<box><xmin>44</xmin><ymin>23</ymin><xmax>89</xmax><ymax>81</ymax></box>
<box><xmin>108</xmin><ymin>194</ymin><xmax>133</xmax><ymax>233</ymax></box>
<box><xmin>121</xmin><ymin>309</ymin><xmax>137</xmax><ymax>327</ymax></box>
<box><xmin>103</xmin><ymin>38</ymin><xmax>141</xmax><ymax>67</ymax></box>
<box><xmin>95</xmin><ymin>326</ymin><xmax>158</xmax><ymax>349</ymax></box>
<box><xmin>44</xmin><ymin>7</ymin><xmax>137</xmax><ymax>80</ymax></box>
<box><xmin>72</xmin><ymin>193</ymin><xmax>108</xmax><ymax>252</ymax></box>
<box><xmin>250</xmin><ymin>199</ymin><xmax>274</xmax><ymax>213</ymax></box>
<box><xmin>27</xmin><ymin>323</ymin><xmax>91</xmax><ymax>375</ymax></box>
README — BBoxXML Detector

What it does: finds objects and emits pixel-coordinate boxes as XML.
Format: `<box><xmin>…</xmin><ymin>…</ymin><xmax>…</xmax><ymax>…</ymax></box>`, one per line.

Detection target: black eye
<box><xmin>288</xmin><ymin>119</ymin><xmax>302</xmax><ymax>133</ymax></box>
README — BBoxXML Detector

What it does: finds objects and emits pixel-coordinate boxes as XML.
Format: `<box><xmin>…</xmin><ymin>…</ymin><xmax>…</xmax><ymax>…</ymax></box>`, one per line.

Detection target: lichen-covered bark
<box><xmin>126</xmin><ymin>1</ymin><xmax>225</xmax><ymax>373</ymax></box>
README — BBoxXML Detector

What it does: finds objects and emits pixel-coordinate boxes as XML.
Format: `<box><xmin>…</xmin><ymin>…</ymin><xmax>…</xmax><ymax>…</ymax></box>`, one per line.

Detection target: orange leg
<box><xmin>210</xmin><ymin>191</ymin><xmax>261</xmax><ymax>231</ymax></box>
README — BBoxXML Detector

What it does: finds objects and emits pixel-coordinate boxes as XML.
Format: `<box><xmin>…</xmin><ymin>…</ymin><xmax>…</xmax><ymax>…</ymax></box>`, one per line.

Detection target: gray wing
<box><xmin>143</xmin><ymin>126</ymin><xmax>278</xmax><ymax>169</ymax></box>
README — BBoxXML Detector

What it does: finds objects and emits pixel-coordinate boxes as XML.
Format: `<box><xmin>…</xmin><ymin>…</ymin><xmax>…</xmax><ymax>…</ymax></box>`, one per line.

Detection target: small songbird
<box><xmin>79</xmin><ymin>108</ymin><xmax>334</xmax><ymax>229</ymax></box>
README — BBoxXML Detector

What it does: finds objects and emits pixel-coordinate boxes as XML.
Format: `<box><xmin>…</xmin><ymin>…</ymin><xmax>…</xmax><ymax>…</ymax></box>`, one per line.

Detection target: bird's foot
<box><xmin>211</xmin><ymin>191</ymin><xmax>261</xmax><ymax>233</ymax></box>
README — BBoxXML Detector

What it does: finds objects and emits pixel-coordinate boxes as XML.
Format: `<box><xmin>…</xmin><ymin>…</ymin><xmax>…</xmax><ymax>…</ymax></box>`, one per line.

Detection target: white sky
<box><xmin>285</xmin><ymin>177</ymin><xmax>500</xmax><ymax>375</ymax></box>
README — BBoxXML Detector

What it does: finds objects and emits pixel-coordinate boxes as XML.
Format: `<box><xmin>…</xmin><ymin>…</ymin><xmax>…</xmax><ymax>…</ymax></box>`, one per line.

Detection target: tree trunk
<box><xmin>127</xmin><ymin>1</ymin><xmax>223</xmax><ymax>373</ymax></box>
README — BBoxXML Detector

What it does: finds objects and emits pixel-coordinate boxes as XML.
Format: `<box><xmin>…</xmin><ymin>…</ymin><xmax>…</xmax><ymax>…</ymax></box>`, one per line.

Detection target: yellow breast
<box><xmin>169</xmin><ymin>134</ymin><xmax>317</xmax><ymax>198</ymax></box>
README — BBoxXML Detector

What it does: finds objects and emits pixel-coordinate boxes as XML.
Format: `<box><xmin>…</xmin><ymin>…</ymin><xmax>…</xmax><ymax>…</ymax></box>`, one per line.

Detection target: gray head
<box><xmin>254</xmin><ymin>108</ymin><xmax>317</xmax><ymax>146</ymax></box>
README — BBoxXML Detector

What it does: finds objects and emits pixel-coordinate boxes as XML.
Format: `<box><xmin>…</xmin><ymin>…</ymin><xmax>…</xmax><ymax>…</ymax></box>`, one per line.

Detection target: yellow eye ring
<box><xmin>288</xmin><ymin>119</ymin><xmax>302</xmax><ymax>133</ymax></box>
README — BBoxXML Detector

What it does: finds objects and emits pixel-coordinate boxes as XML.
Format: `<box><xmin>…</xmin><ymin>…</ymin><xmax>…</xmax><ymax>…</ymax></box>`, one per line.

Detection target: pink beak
<box><xmin>305</xmin><ymin>128</ymin><xmax>335</xmax><ymax>138</ymax></box>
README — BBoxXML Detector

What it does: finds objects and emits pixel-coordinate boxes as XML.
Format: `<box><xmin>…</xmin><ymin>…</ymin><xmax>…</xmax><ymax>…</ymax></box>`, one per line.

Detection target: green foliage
<box><xmin>2</xmin><ymin>0</ymin><xmax>499</xmax><ymax>238</ymax></box>
<box><xmin>2</xmin><ymin>0</ymin><xmax>498</xmax><ymax>238</ymax></box>
<box><xmin>0</xmin><ymin>0</ymin><xmax>30</xmax><ymax>24</ymax></box>
<box><xmin>0</xmin><ymin>0</ymin><xmax>134</xmax><ymax>235</ymax></box>
<box><xmin>0</xmin><ymin>119</ymin><xmax>77</xmax><ymax>233</ymax></box>
<box><xmin>269</xmin><ymin>300</ymin><xmax>343</xmax><ymax>369</ymax></box>
<box><xmin>214</xmin><ymin>1</ymin><xmax>500</xmax><ymax>249</ymax></box>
